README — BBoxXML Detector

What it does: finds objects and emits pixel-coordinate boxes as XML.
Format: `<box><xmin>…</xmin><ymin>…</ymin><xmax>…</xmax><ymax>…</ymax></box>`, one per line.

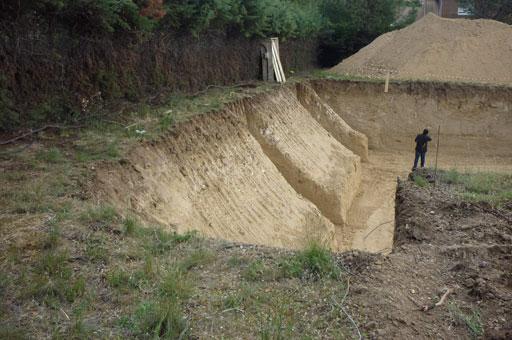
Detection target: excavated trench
<box><xmin>95</xmin><ymin>80</ymin><xmax>512</xmax><ymax>253</ymax></box>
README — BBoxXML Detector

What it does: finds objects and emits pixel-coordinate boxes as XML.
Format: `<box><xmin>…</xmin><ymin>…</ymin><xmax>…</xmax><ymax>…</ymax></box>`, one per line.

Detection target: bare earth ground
<box><xmin>359</xmin><ymin>176</ymin><xmax>512</xmax><ymax>339</ymax></box>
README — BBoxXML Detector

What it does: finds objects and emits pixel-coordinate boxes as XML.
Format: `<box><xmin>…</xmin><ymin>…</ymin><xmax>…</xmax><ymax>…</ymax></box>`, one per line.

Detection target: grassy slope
<box><xmin>0</xmin><ymin>79</ymin><xmax>360</xmax><ymax>339</ymax></box>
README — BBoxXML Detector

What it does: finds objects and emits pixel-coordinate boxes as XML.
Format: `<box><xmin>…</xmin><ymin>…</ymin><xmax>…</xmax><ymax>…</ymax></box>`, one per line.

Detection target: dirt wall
<box><xmin>95</xmin><ymin>84</ymin><xmax>364</xmax><ymax>249</ymax></box>
<box><xmin>311</xmin><ymin>80</ymin><xmax>512</xmax><ymax>151</ymax></box>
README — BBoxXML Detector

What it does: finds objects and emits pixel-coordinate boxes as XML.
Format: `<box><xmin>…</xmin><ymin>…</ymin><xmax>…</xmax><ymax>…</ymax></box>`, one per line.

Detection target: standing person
<box><xmin>413</xmin><ymin>128</ymin><xmax>432</xmax><ymax>170</ymax></box>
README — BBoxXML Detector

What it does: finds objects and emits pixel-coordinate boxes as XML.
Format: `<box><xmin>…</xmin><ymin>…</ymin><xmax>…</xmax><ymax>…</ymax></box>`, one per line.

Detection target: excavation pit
<box><xmin>95</xmin><ymin>80</ymin><xmax>512</xmax><ymax>253</ymax></box>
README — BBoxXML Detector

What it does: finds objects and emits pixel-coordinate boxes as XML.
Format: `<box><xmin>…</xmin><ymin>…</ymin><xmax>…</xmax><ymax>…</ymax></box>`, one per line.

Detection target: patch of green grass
<box><xmin>159</xmin><ymin>268</ymin><xmax>192</xmax><ymax>301</ymax></box>
<box><xmin>180</xmin><ymin>249</ymin><xmax>214</xmax><ymax>271</ymax></box>
<box><xmin>64</xmin><ymin>276</ymin><xmax>86</xmax><ymax>303</ymax></box>
<box><xmin>144</xmin><ymin>229</ymin><xmax>196</xmax><ymax>255</ymax></box>
<box><xmin>75</xmin><ymin>141</ymin><xmax>120</xmax><ymax>162</ymax></box>
<box><xmin>242</xmin><ymin>260</ymin><xmax>275</xmax><ymax>282</ymax></box>
<box><xmin>26</xmin><ymin>250</ymin><xmax>85</xmax><ymax>304</ymax></box>
<box><xmin>2</xmin><ymin>173</ymin><xmax>72</xmax><ymax>214</ymax></box>
<box><xmin>222</xmin><ymin>284</ymin><xmax>259</xmax><ymax>310</ymax></box>
<box><xmin>143</xmin><ymin>255</ymin><xmax>156</xmax><ymax>279</ymax></box>
<box><xmin>85</xmin><ymin>236</ymin><xmax>109</xmax><ymax>263</ymax></box>
<box><xmin>259</xmin><ymin>310</ymin><xmax>293</xmax><ymax>340</ymax></box>
<box><xmin>280</xmin><ymin>241</ymin><xmax>341</xmax><ymax>280</ymax></box>
<box><xmin>36</xmin><ymin>147</ymin><xmax>66</xmax><ymax>163</ymax></box>
<box><xmin>35</xmin><ymin>250</ymin><xmax>72</xmax><ymax>278</ymax></box>
<box><xmin>80</xmin><ymin>205</ymin><xmax>118</xmax><ymax>226</ymax></box>
<box><xmin>40</xmin><ymin>225</ymin><xmax>61</xmax><ymax>249</ymax></box>
<box><xmin>227</xmin><ymin>255</ymin><xmax>248</xmax><ymax>267</ymax></box>
<box><xmin>107</xmin><ymin>269</ymin><xmax>131</xmax><ymax>289</ymax></box>
<box><xmin>122</xmin><ymin>216</ymin><xmax>141</xmax><ymax>236</ymax></box>
<box><xmin>130</xmin><ymin>300</ymin><xmax>189</xmax><ymax>339</ymax></box>
<box><xmin>159</xmin><ymin>110</ymin><xmax>176</xmax><ymax>131</ymax></box>
<box><xmin>413</xmin><ymin>175</ymin><xmax>429</xmax><ymax>188</ymax></box>
<box><xmin>0</xmin><ymin>326</ymin><xmax>26</xmax><ymax>340</ymax></box>
<box><xmin>439</xmin><ymin>170</ymin><xmax>512</xmax><ymax>206</ymax></box>
<box><xmin>107</xmin><ymin>269</ymin><xmax>143</xmax><ymax>291</ymax></box>
<box><xmin>311</xmin><ymin>70</ymin><xmax>379</xmax><ymax>82</ymax></box>
<box><xmin>448</xmin><ymin>302</ymin><xmax>484</xmax><ymax>338</ymax></box>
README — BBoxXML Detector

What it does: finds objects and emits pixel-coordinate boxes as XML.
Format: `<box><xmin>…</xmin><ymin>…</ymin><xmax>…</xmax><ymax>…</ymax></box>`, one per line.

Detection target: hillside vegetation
<box><xmin>1</xmin><ymin>0</ymin><xmax>416</xmax><ymax>131</ymax></box>
<box><xmin>2</xmin><ymin>0</ymin><xmax>405</xmax><ymax>39</ymax></box>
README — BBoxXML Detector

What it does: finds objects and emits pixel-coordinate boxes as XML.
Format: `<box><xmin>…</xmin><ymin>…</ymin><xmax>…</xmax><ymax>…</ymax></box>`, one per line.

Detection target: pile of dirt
<box><xmin>331</xmin><ymin>13</ymin><xmax>512</xmax><ymax>84</ymax></box>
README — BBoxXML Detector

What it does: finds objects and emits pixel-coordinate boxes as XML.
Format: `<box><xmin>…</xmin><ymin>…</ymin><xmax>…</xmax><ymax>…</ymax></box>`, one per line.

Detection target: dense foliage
<box><xmin>1</xmin><ymin>0</ymin><xmax>404</xmax><ymax>39</ymax></box>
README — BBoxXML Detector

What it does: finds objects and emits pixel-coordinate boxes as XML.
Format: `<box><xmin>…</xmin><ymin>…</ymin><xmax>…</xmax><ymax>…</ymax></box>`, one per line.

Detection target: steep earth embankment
<box><xmin>95</xmin><ymin>80</ymin><xmax>512</xmax><ymax>253</ymax></box>
<box><xmin>95</xmin><ymin>84</ymin><xmax>364</xmax><ymax>250</ymax></box>
<box><xmin>331</xmin><ymin>13</ymin><xmax>512</xmax><ymax>85</ymax></box>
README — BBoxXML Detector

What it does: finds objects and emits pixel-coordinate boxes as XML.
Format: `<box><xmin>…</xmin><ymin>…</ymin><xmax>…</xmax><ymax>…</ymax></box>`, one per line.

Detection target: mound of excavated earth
<box><xmin>95</xmin><ymin>80</ymin><xmax>512</xmax><ymax>253</ymax></box>
<box><xmin>331</xmin><ymin>13</ymin><xmax>512</xmax><ymax>84</ymax></box>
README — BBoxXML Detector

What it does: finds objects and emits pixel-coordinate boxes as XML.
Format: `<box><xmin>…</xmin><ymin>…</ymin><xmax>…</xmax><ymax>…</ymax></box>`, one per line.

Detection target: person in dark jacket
<box><xmin>413</xmin><ymin>128</ymin><xmax>432</xmax><ymax>170</ymax></box>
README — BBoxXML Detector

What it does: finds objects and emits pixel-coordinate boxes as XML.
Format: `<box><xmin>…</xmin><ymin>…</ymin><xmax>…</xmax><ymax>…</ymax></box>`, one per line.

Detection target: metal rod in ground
<box><xmin>434</xmin><ymin>125</ymin><xmax>441</xmax><ymax>186</ymax></box>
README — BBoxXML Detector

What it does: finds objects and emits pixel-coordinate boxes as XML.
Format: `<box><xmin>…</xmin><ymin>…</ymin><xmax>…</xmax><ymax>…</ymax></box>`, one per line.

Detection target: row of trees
<box><xmin>1</xmin><ymin>0</ymin><xmax>404</xmax><ymax>39</ymax></box>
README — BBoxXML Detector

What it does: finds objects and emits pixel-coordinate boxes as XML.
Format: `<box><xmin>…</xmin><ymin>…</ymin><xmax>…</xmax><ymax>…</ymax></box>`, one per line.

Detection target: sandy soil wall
<box><xmin>296</xmin><ymin>83</ymin><xmax>369</xmax><ymax>162</ymax></box>
<box><xmin>312</xmin><ymin>80</ymin><xmax>512</xmax><ymax>151</ymax></box>
<box><xmin>95</xmin><ymin>84</ymin><xmax>365</xmax><ymax>249</ymax></box>
<box><xmin>245</xmin><ymin>87</ymin><xmax>361</xmax><ymax>225</ymax></box>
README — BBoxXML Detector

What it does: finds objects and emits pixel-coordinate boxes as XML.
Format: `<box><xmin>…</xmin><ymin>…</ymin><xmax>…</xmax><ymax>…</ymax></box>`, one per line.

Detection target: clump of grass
<box><xmin>35</xmin><ymin>250</ymin><xmax>71</xmax><ymax>278</ymax></box>
<box><xmin>0</xmin><ymin>327</ymin><xmax>26</xmax><ymax>340</ymax></box>
<box><xmin>85</xmin><ymin>236</ymin><xmax>109</xmax><ymax>263</ymax></box>
<box><xmin>227</xmin><ymin>255</ymin><xmax>248</xmax><ymax>267</ymax></box>
<box><xmin>121</xmin><ymin>264</ymin><xmax>192</xmax><ymax>337</ymax></box>
<box><xmin>79</xmin><ymin>205</ymin><xmax>119</xmax><ymax>231</ymax></box>
<box><xmin>144</xmin><ymin>229</ymin><xmax>196</xmax><ymax>255</ymax></box>
<box><xmin>448</xmin><ymin>302</ymin><xmax>484</xmax><ymax>338</ymax></box>
<box><xmin>159</xmin><ymin>268</ymin><xmax>192</xmax><ymax>301</ymax></box>
<box><xmin>40</xmin><ymin>225</ymin><xmax>61</xmax><ymax>249</ymax></box>
<box><xmin>107</xmin><ymin>269</ymin><xmax>131</xmax><ymax>289</ymax></box>
<box><xmin>26</xmin><ymin>250</ymin><xmax>85</xmax><ymax>304</ymax></box>
<box><xmin>122</xmin><ymin>216</ymin><xmax>141</xmax><ymax>236</ymax></box>
<box><xmin>107</xmin><ymin>269</ymin><xmax>144</xmax><ymax>291</ymax></box>
<box><xmin>413</xmin><ymin>175</ymin><xmax>429</xmax><ymax>188</ymax></box>
<box><xmin>130</xmin><ymin>300</ymin><xmax>189</xmax><ymax>339</ymax></box>
<box><xmin>179</xmin><ymin>249</ymin><xmax>214</xmax><ymax>271</ymax></box>
<box><xmin>159</xmin><ymin>110</ymin><xmax>176</xmax><ymax>131</ymax></box>
<box><xmin>280</xmin><ymin>241</ymin><xmax>341</xmax><ymax>280</ymax></box>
